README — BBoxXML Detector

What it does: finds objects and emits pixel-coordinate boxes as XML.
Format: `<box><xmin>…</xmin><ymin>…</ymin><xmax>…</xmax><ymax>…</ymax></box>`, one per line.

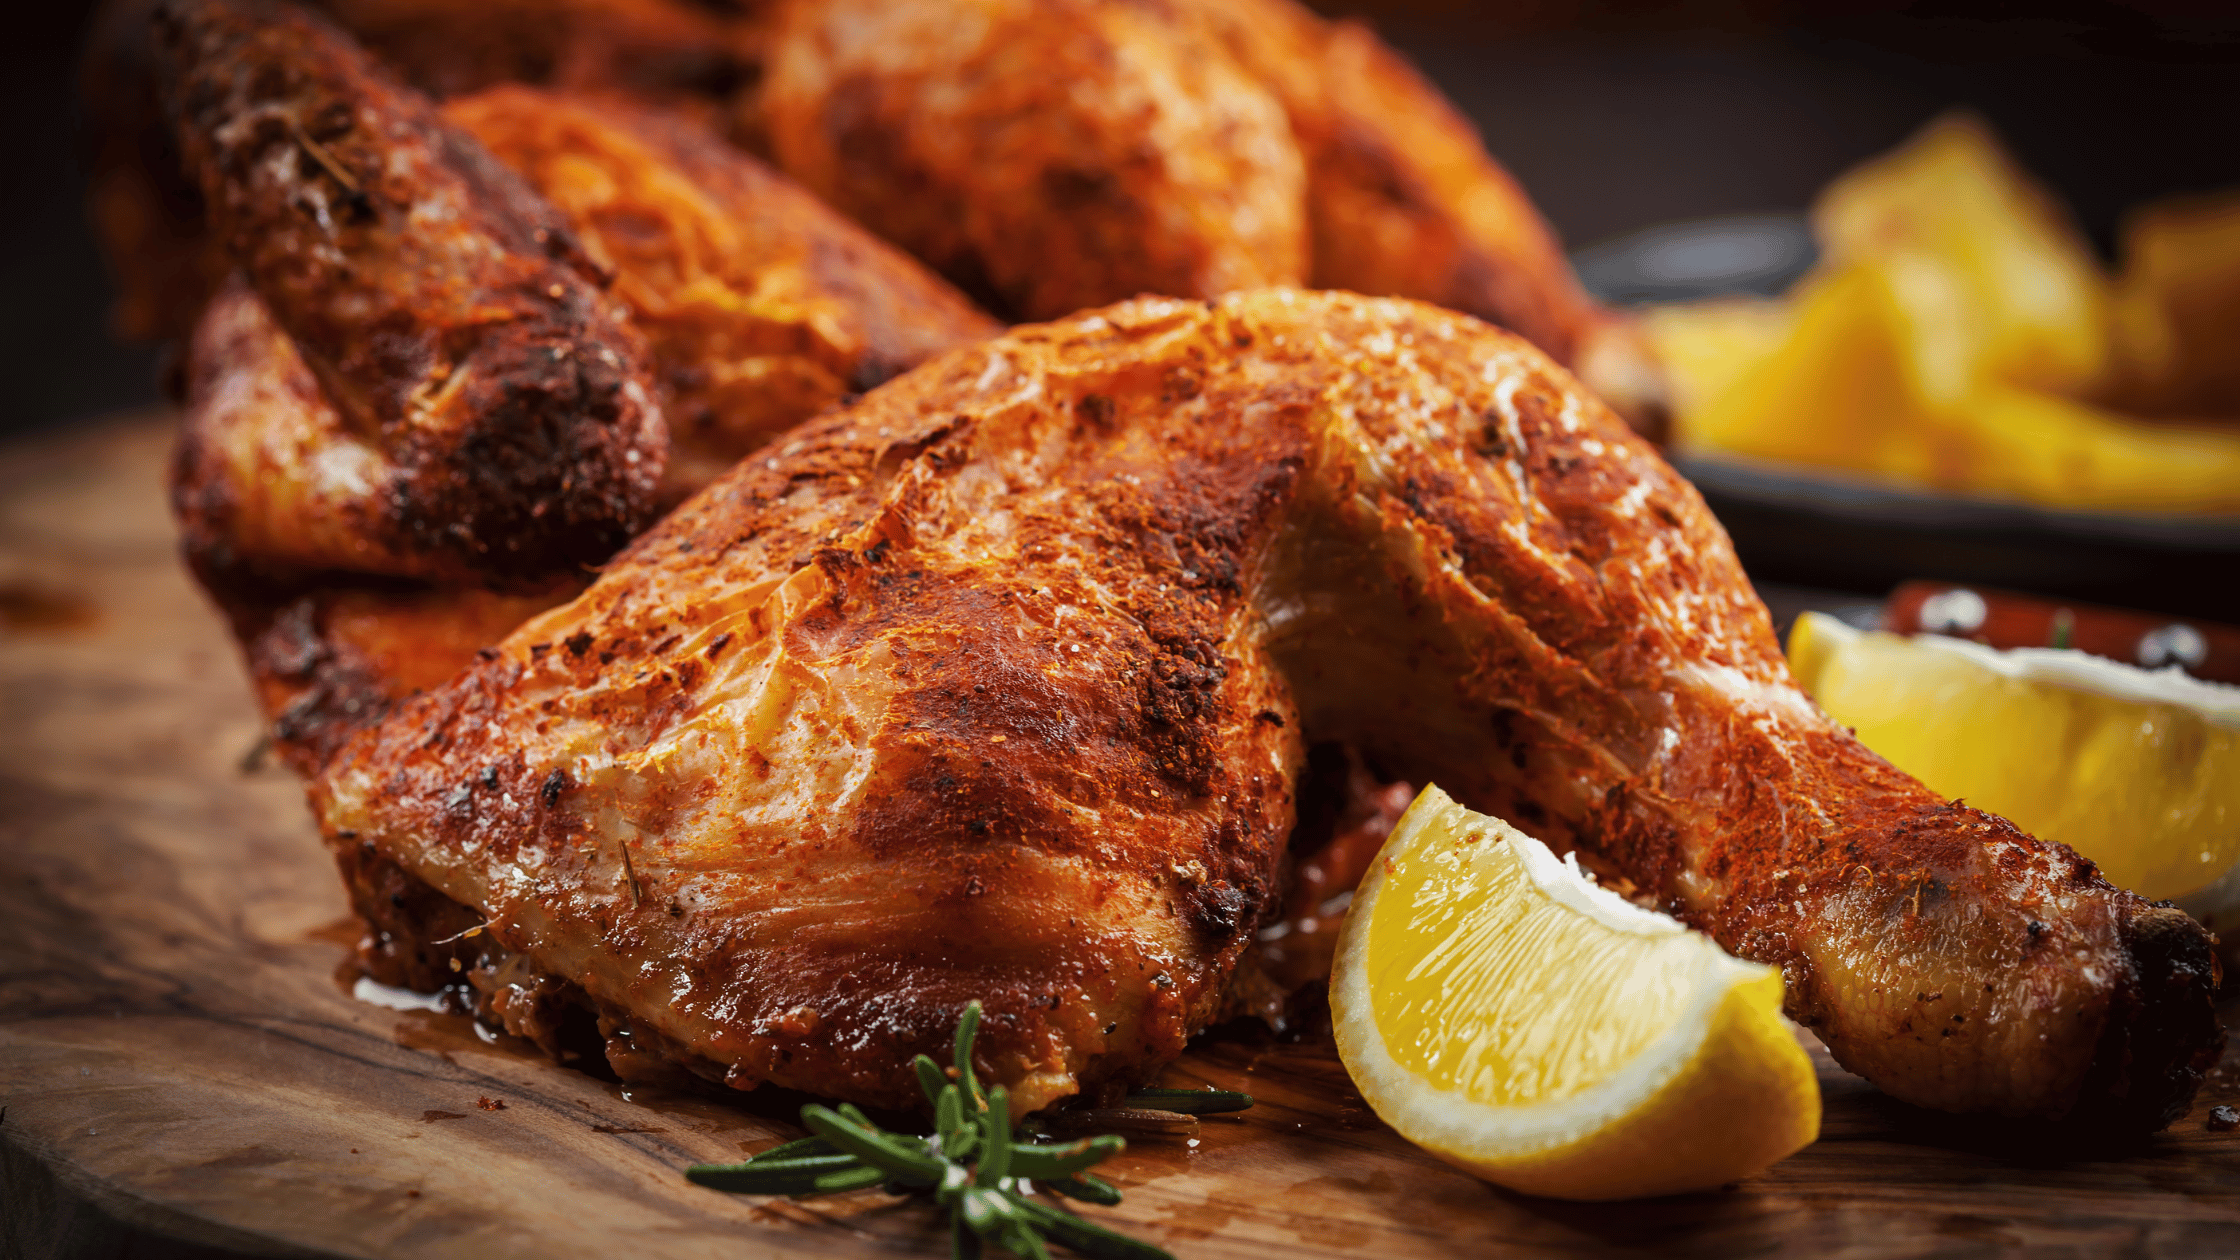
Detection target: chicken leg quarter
<box><xmin>316</xmin><ymin>291</ymin><xmax>2222</xmax><ymax>1129</ymax></box>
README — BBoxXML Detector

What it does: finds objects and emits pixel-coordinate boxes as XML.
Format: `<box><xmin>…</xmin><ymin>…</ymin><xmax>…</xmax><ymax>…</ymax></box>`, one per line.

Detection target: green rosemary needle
<box><xmin>684</xmin><ymin>1001</ymin><xmax>1253</xmax><ymax>1259</ymax></box>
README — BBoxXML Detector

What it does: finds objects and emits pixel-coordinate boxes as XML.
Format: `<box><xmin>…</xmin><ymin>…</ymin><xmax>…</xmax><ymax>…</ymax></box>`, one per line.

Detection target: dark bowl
<box><xmin>1575</xmin><ymin>213</ymin><xmax>2240</xmax><ymax>620</ymax></box>
<box><xmin>1671</xmin><ymin>453</ymin><xmax>2240</xmax><ymax>622</ymax></box>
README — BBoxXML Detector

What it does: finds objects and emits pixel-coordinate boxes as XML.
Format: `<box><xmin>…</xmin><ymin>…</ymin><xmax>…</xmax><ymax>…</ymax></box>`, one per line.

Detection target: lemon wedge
<box><xmin>1788</xmin><ymin>611</ymin><xmax>2240</xmax><ymax>948</ymax></box>
<box><xmin>1329</xmin><ymin>787</ymin><xmax>1821</xmax><ymax>1201</ymax></box>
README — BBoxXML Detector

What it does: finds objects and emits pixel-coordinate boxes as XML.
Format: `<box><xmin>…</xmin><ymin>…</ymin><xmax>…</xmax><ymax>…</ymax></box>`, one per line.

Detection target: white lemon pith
<box><xmin>1329</xmin><ymin>787</ymin><xmax>1821</xmax><ymax>1201</ymax></box>
<box><xmin>1786</xmin><ymin>611</ymin><xmax>2240</xmax><ymax>948</ymax></box>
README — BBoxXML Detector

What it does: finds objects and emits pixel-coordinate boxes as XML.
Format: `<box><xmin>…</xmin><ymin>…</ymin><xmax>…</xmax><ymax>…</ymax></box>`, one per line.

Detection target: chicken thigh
<box><xmin>157</xmin><ymin>0</ymin><xmax>669</xmax><ymax>585</ymax></box>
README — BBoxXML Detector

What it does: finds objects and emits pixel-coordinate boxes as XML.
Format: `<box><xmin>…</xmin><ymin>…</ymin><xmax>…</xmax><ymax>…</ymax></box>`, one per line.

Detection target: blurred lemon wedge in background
<box><xmin>1788</xmin><ymin>611</ymin><xmax>2240</xmax><ymax>950</ymax></box>
<box><xmin>1330</xmin><ymin>787</ymin><xmax>1820</xmax><ymax>1201</ymax></box>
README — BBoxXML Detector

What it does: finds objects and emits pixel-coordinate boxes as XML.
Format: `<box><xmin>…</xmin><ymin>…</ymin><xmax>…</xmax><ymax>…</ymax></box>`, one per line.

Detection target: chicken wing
<box><xmin>165</xmin><ymin>6</ymin><xmax>999</xmax><ymax>771</ymax></box>
<box><xmin>155</xmin><ymin>0</ymin><xmax>669</xmax><ymax>584</ymax></box>
<box><xmin>85</xmin><ymin>0</ymin><xmax>774</xmax><ymax>345</ymax></box>
<box><xmin>315</xmin><ymin>290</ymin><xmax>2221</xmax><ymax>1130</ymax></box>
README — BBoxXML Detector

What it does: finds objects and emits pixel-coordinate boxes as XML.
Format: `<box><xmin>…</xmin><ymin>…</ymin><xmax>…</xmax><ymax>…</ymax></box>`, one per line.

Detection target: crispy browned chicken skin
<box><xmin>763</xmin><ymin>0</ymin><xmax>1309</xmax><ymax>323</ymax></box>
<box><xmin>760</xmin><ymin>0</ymin><xmax>1666</xmax><ymax>433</ymax></box>
<box><xmin>314</xmin><ymin>291</ymin><xmax>2220</xmax><ymax>1129</ymax></box>
<box><xmin>446</xmin><ymin>86</ymin><xmax>1000</xmax><ymax>499</ymax></box>
<box><xmin>164</xmin><ymin>5</ymin><xmax>995</xmax><ymax>772</ymax></box>
<box><xmin>310</xmin><ymin>0</ymin><xmax>767</xmax><ymax>114</ymax></box>
<box><xmin>156</xmin><ymin>0</ymin><xmax>670</xmax><ymax>583</ymax></box>
<box><xmin>85</xmin><ymin>0</ymin><xmax>774</xmax><ymax>342</ymax></box>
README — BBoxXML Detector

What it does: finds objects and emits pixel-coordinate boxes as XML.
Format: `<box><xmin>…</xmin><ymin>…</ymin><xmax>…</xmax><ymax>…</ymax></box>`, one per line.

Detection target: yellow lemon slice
<box><xmin>1788</xmin><ymin>611</ymin><xmax>2240</xmax><ymax>947</ymax></box>
<box><xmin>1329</xmin><ymin>787</ymin><xmax>1821</xmax><ymax>1201</ymax></box>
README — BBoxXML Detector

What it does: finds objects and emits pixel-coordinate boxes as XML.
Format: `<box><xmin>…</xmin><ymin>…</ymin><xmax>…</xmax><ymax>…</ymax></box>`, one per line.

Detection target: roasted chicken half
<box><xmin>316</xmin><ymin>290</ymin><xmax>2221</xmax><ymax>1130</ymax></box>
<box><xmin>157</xmin><ymin>0</ymin><xmax>994</xmax><ymax>770</ymax></box>
<box><xmin>761</xmin><ymin>0</ymin><xmax>1666</xmax><ymax>433</ymax></box>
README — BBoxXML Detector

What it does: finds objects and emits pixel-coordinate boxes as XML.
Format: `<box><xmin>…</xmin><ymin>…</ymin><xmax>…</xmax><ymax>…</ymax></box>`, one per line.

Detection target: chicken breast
<box><xmin>315</xmin><ymin>290</ymin><xmax>2222</xmax><ymax>1129</ymax></box>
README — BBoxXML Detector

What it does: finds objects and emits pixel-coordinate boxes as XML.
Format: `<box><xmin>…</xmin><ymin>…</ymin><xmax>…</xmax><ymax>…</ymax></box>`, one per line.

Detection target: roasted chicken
<box><xmin>100</xmin><ymin>0</ymin><xmax>1665</xmax><ymax>432</ymax></box>
<box><xmin>316</xmin><ymin>290</ymin><xmax>2220</xmax><ymax>1129</ymax></box>
<box><xmin>112</xmin><ymin>0</ymin><xmax>2219</xmax><ymax>1139</ymax></box>
<box><xmin>760</xmin><ymin>0</ymin><xmax>1666</xmax><ymax>434</ymax></box>
<box><xmin>238</xmin><ymin>580</ymin><xmax>587</xmax><ymax>776</ymax></box>
<box><xmin>85</xmin><ymin>0</ymin><xmax>774</xmax><ymax>343</ymax></box>
<box><xmin>445</xmin><ymin>85</ymin><xmax>1000</xmax><ymax>499</ymax></box>
<box><xmin>762</xmin><ymin>0</ymin><xmax>1309</xmax><ymax>324</ymax></box>
<box><xmin>157</xmin><ymin>0</ymin><xmax>670</xmax><ymax>584</ymax></box>
<box><xmin>308</xmin><ymin>0</ymin><xmax>767</xmax><ymax>119</ymax></box>
<box><xmin>156</xmin><ymin>0</ymin><xmax>994</xmax><ymax>768</ymax></box>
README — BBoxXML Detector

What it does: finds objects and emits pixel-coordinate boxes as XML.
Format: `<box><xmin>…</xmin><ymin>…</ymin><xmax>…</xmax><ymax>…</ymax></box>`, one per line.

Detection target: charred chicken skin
<box><xmin>315</xmin><ymin>291</ymin><xmax>2220</xmax><ymax>1129</ymax></box>
<box><xmin>156</xmin><ymin>0</ymin><xmax>669</xmax><ymax>584</ymax></box>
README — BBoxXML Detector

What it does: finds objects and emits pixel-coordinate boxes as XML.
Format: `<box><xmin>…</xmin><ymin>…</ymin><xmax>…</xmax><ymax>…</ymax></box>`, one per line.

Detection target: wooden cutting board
<box><xmin>4</xmin><ymin>414</ymin><xmax>2236</xmax><ymax>1259</ymax></box>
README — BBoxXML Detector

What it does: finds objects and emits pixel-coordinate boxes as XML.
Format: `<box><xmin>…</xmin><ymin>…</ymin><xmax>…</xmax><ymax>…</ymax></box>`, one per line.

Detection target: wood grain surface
<box><xmin>3</xmin><ymin>414</ymin><xmax>2237</xmax><ymax>1260</ymax></box>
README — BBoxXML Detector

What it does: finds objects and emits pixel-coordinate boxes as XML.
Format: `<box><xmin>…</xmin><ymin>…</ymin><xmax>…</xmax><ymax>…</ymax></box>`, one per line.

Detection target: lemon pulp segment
<box><xmin>1367</xmin><ymin>823</ymin><xmax>1702</xmax><ymax>1105</ymax></box>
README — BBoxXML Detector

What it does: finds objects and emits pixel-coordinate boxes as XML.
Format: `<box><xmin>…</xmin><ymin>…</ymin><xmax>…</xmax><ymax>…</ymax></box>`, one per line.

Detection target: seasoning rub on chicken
<box><xmin>316</xmin><ymin>290</ymin><xmax>2222</xmax><ymax>1130</ymax></box>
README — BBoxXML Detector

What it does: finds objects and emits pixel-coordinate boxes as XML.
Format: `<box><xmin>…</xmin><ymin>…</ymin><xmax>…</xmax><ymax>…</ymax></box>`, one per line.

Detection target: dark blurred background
<box><xmin>8</xmin><ymin>0</ymin><xmax>2240</xmax><ymax>440</ymax></box>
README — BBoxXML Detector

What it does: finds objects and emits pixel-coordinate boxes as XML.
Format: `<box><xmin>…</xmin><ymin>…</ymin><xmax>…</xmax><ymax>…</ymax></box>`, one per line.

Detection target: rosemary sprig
<box><xmin>685</xmin><ymin>1001</ymin><xmax>1253</xmax><ymax>1259</ymax></box>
